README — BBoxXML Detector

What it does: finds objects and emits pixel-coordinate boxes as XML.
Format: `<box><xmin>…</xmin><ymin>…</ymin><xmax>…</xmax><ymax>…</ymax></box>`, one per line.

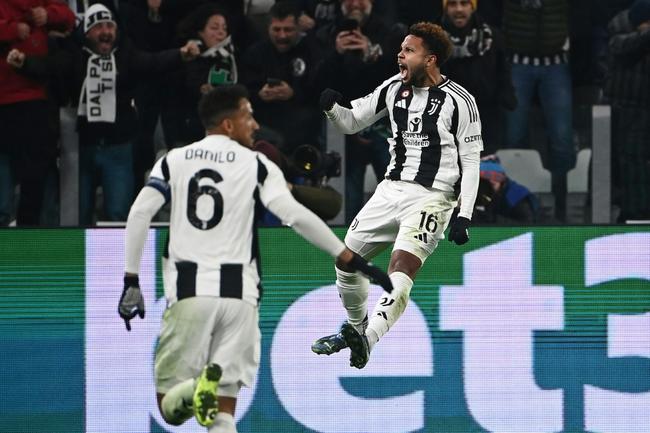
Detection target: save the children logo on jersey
<box><xmin>402</xmin><ymin>116</ymin><xmax>429</xmax><ymax>147</ymax></box>
<box><xmin>408</xmin><ymin>117</ymin><xmax>422</xmax><ymax>133</ymax></box>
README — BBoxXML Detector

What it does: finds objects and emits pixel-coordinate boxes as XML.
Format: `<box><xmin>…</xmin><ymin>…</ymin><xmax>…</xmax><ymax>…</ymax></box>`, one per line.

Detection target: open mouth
<box><xmin>398</xmin><ymin>63</ymin><xmax>408</xmax><ymax>80</ymax></box>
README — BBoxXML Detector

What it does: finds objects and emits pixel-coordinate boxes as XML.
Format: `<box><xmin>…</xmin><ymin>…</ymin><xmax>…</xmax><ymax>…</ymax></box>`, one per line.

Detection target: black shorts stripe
<box><xmin>176</xmin><ymin>261</ymin><xmax>197</xmax><ymax>300</ymax></box>
<box><xmin>220</xmin><ymin>264</ymin><xmax>243</xmax><ymax>299</ymax></box>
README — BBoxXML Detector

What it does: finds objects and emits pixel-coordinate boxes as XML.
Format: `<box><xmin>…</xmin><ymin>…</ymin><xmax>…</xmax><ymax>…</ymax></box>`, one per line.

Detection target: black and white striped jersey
<box><xmin>146</xmin><ymin>135</ymin><xmax>289</xmax><ymax>307</ymax></box>
<box><xmin>329</xmin><ymin>73</ymin><xmax>483</xmax><ymax>192</ymax></box>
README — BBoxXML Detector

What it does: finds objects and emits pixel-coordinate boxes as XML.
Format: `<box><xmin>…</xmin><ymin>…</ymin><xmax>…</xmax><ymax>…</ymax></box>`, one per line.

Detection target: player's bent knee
<box><xmin>389</xmin><ymin>249</ymin><xmax>423</xmax><ymax>278</ymax></box>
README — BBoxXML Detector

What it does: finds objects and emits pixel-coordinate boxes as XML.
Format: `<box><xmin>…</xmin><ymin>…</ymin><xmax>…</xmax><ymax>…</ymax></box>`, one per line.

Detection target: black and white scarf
<box><xmin>192</xmin><ymin>35</ymin><xmax>238</xmax><ymax>85</ymax></box>
<box><xmin>445</xmin><ymin>18</ymin><xmax>494</xmax><ymax>58</ymax></box>
<box><xmin>78</xmin><ymin>47</ymin><xmax>117</xmax><ymax>123</ymax></box>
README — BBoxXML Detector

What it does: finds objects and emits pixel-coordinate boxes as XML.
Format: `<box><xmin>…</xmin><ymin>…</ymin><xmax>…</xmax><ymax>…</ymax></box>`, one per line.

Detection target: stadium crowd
<box><xmin>1</xmin><ymin>0</ymin><xmax>649</xmax><ymax>226</ymax></box>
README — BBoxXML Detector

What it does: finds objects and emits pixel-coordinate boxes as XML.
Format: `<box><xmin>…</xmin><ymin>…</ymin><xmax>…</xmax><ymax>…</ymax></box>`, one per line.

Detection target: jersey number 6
<box><xmin>187</xmin><ymin>169</ymin><xmax>224</xmax><ymax>230</ymax></box>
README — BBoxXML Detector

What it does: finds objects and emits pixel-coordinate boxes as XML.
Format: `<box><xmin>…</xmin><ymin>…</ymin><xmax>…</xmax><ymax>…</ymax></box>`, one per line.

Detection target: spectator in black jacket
<box><xmin>605</xmin><ymin>0</ymin><xmax>650</xmax><ymax>222</ymax></box>
<box><xmin>170</xmin><ymin>3</ymin><xmax>238</xmax><ymax>145</ymax></box>
<box><xmin>0</xmin><ymin>0</ymin><xmax>75</xmax><ymax>226</ymax></box>
<box><xmin>313</xmin><ymin>0</ymin><xmax>405</xmax><ymax>223</ymax></box>
<box><xmin>240</xmin><ymin>1</ymin><xmax>322</xmax><ymax>154</ymax></box>
<box><xmin>440</xmin><ymin>0</ymin><xmax>516</xmax><ymax>155</ymax></box>
<box><xmin>71</xmin><ymin>4</ymin><xmax>198</xmax><ymax>224</ymax></box>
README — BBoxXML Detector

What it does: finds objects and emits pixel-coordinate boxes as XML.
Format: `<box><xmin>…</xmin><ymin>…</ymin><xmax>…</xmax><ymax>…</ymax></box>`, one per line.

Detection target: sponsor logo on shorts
<box><xmin>414</xmin><ymin>233</ymin><xmax>429</xmax><ymax>243</ymax></box>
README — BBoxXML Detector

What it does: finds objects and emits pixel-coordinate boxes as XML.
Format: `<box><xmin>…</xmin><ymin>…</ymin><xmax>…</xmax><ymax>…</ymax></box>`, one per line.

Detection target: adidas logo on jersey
<box><xmin>395</xmin><ymin>99</ymin><xmax>407</xmax><ymax>109</ymax></box>
<box><xmin>414</xmin><ymin>233</ymin><xmax>428</xmax><ymax>243</ymax></box>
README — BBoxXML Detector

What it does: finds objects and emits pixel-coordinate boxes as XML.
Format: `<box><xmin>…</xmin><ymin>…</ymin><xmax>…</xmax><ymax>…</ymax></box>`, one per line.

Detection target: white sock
<box><xmin>160</xmin><ymin>378</ymin><xmax>195</xmax><ymax>425</ymax></box>
<box><xmin>366</xmin><ymin>271</ymin><xmax>413</xmax><ymax>351</ymax></box>
<box><xmin>208</xmin><ymin>412</ymin><xmax>237</xmax><ymax>433</ymax></box>
<box><xmin>336</xmin><ymin>266</ymin><xmax>369</xmax><ymax>333</ymax></box>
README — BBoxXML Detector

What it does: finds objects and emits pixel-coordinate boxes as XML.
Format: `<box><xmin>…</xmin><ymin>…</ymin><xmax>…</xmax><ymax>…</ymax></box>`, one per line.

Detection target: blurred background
<box><xmin>1</xmin><ymin>0</ymin><xmax>649</xmax><ymax>228</ymax></box>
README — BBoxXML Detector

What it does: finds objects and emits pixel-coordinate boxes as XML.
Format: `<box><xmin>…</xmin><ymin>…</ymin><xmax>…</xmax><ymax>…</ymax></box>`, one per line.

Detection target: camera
<box><xmin>291</xmin><ymin>144</ymin><xmax>341</xmax><ymax>186</ymax></box>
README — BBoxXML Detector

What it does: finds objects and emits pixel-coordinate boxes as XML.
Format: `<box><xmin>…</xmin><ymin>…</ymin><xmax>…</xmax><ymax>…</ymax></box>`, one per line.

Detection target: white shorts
<box><xmin>345</xmin><ymin>180</ymin><xmax>457</xmax><ymax>263</ymax></box>
<box><xmin>155</xmin><ymin>296</ymin><xmax>260</xmax><ymax>398</ymax></box>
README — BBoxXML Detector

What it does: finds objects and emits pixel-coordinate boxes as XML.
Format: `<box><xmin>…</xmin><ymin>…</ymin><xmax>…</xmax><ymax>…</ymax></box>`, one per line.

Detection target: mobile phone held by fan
<box><xmin>338</xmin><ymin>18</ymin><xmax>359</xmax><ymax>33</ymax></box>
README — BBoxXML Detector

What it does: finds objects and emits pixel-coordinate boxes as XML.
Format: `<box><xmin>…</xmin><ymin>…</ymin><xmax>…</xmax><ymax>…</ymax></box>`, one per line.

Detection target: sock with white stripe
<box><xmin>336</xmin><ymin>266</ymin><xmax>369</xmax><ymax>333</ymax></box>
<box><xmin>366</xmin><ymin>272</ymin><xmax>413</xmax><ymax>351</ymax></box>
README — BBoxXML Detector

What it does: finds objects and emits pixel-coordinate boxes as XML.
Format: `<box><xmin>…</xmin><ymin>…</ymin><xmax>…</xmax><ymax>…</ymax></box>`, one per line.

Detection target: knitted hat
<box><xmin>629</xmin><ymin>0</ymin><xmax>650</xmax><ymax>27</ymax></box>
<box><xmin>84</xmin><ymin>4</ymin><xmax>116</xmax><ymax>33</ymax></box>
<box><xmin>480</xmin><ymin>160</ymin><xmax>507</xmax><ymax>183</ymax></box>
<box><xmin>443</xmin><ymin>0</ymin><xmax>478</xmax><ymax>9</ymax></box>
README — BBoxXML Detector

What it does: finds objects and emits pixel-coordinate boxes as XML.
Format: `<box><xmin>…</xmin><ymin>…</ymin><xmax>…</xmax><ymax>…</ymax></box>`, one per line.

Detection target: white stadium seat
<box><xmin>495</xmin><ymin>149</ymin><xmax>552</xmax><ymax>193</ymax></box>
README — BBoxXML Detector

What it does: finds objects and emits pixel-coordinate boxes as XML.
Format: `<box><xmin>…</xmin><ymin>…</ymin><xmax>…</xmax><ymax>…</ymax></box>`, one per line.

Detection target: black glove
<box><xmin>319</xmin><ymin>88</ymin><xmax>342</xmax><ymax>112</ymax></box>
<box><xmin>447</xmin><ymin>216</ymin><xmax>471</xmax><ymax>245</ymax></box>
<box><xmin>118</xmin><ymin>275</ymin><xmax>145</xmax><ymax>331</ymax></box>
<box><xmin>348</xmin><ymin>253</ymin><xmax>394</xmax><ymax>294</ymax></box>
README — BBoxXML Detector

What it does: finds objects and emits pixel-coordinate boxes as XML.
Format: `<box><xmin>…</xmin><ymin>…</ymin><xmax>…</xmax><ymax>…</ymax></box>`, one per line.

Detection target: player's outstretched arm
<box><xmin>261</xmin><ymin>155</ymin><xmax>392</xmax><ymax>292</ymax></box>
<box><xmin>320</xmin><ymin>88</ymin><xmax>373</xmax><ymax>134</ymax></box>
<box><xmin>336</xmin><ymin>249</ymin><xmax>393</xmax><ymax>294</ymax></box>
<box><xmin>266</xmin><ymin>192</ymin><xmax>390</xmax><ymax>293</ymax></box>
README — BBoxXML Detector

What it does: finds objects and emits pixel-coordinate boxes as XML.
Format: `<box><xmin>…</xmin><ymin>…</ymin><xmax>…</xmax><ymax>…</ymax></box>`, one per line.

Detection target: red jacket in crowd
<box><xmin>0</xmin><ymin>0</ymin><xmax>75</xmax><ymax>105</ymax></box>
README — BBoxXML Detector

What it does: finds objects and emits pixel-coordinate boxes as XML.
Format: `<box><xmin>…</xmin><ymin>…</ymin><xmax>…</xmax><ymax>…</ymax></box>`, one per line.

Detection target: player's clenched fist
<box><xmin>118</xmin><ymin>275</ymin><xmax>145</xmax><ymax>331</ymax></box>
<box><xmin>447</xmin><ymin>216</ymin><xmax>470</xmax><ymax>245</ymax></box>
<box><xmin>319</xmin><ymin>88</ymin><xmax>342</xmax><ymax>112</ymax></box>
